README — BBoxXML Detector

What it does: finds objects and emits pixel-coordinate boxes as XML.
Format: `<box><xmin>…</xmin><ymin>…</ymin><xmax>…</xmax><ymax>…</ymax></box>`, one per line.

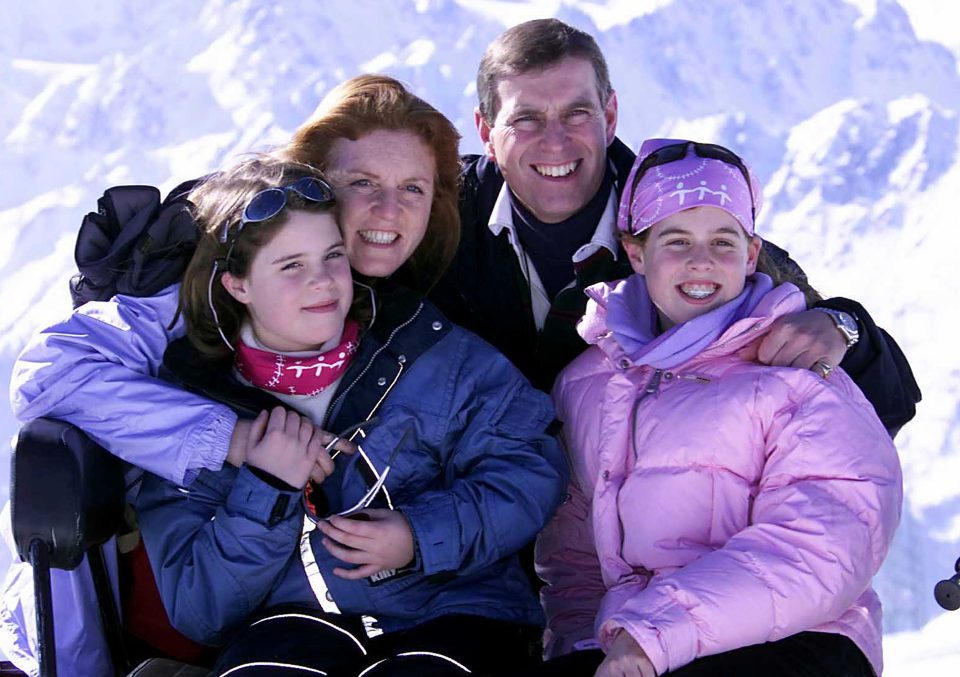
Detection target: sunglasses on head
<box><xmin>626</xmin><ymin>142</ymin><xmax>755</xmax><ymax>235</ymax></box>
<box><xmin>219</xmin><ymin>176</ymin><xmax>336</xmax><ymax>256</ymax></box>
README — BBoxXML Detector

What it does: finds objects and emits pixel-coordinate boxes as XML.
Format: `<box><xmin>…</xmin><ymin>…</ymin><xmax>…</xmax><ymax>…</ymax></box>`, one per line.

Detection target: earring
<box><xmin>353</xmin><ymin>279</ymin><xmax>377</xmax><ymax>330</ymax></box>
<box><xmin>208</xmin><ymin>260</ymin><xmax>236</xmax><ymax>352</ymax></box>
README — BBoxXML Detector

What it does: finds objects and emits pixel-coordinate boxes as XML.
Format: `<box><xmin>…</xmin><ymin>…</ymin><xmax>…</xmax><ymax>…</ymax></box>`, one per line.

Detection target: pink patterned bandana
<box><xmin>234</xmin><ymin>319</ymin><xmax>360</xmax><ymax>396</ymax></box>
<box><xmin>617</xmin><ymin>138</ymin><xmax>762</xmax><ymax>236</ymax></box>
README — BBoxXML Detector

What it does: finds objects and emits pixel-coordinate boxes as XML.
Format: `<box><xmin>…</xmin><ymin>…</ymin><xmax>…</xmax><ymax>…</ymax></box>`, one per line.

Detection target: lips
<box><xmin>678</xmin><ymin>282</ymin><xmax>719</xmax><ymax>302</ymax></box>
<box><xmin>302</xmin><ymin>300</ymin><xmax>338</xmax><ymax>313</ymax></box>
<box><xmin>533</xmin><ymin>160</ymin><xmax>580</xmax><ymax>178</ymax></box>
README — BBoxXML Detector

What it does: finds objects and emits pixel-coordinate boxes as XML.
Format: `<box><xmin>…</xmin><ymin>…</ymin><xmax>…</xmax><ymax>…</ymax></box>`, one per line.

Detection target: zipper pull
<box><xmin>645</xmin><ymin>368</ymin><xmax>663</xmax><ymax>395</ymax></box>
<box><xmin>679</xmin><ymin>374</ymin><xmax>712</xmax><ymax>384</ymax></box>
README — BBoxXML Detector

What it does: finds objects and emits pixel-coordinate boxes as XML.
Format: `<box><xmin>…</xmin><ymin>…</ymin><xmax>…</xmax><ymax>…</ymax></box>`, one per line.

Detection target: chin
<box><xmin>354</xmin><ymin>258</ymin><xmax>400</xmax><ymax>279</ymax></box>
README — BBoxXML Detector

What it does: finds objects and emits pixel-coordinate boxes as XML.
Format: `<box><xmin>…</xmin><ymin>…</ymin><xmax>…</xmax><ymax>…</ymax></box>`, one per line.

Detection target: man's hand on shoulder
<box><xmin>756</xmin><ymin>309</ymin><xmax>847</xmax><ymax>373</ymax></box>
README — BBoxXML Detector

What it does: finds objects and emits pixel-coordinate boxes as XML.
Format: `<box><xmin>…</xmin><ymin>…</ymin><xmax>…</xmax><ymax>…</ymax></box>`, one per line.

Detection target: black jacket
<box><xmin>427</xmin><ymin>138</ymin><xmax>920</xmax><ymax>434</ymax></box>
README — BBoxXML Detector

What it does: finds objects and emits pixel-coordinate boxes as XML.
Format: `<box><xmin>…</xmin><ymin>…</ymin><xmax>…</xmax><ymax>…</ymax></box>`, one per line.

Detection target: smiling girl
<box><xmin>134</xmin><ymin>155</ymin><xmax>564</xmax><ymax>676</ymax></box>
<box><xmin>533</xmin><ymin>139</ymin><xmax>902</xmax><ymax>677</ymax></box>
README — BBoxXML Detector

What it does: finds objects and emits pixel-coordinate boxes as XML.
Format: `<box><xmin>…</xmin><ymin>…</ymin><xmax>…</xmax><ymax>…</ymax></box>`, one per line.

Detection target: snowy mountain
<box><xmin>2</xmin><ymin>0</ymin><xmax>959</xmax><ymax>673</ymax></box>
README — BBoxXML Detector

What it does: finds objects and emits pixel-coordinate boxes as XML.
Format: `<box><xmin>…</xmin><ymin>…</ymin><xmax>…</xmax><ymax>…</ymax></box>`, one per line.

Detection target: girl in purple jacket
<box><xmin>533</xmin><ymin>139</ymin><xmax>902</xmax><ymax>677</ymax></box>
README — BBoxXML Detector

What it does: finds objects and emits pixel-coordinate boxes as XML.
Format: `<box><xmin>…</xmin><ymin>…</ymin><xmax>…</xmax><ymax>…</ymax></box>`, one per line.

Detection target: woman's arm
<box><xmin>134</xmin><ymin>465</ymin><xmax>303</xmax><ymax>646</ymax></box>
<box><xmin>596</xmin><ymin>371</ymin><xmax>902</xmax><ymax>676</ymax></box>
<box><xmin>10</xmin><ymin>284</ymin><xmax>236</xmax><ymax>484</ymax></box>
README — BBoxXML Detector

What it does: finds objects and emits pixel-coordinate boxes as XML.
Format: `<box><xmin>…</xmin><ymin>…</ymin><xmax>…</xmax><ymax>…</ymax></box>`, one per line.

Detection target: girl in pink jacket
<box><xmin>534</xmin><ymin>139</ymin><xmax>902</xmax><ymax>677</ymax></box>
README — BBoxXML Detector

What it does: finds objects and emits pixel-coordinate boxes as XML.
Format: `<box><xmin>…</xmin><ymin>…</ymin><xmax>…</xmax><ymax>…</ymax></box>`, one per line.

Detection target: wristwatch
<box><xmin>813</xmin><ymin>307</ymin><xmax>860</xmax><ymax>348</ymax></box>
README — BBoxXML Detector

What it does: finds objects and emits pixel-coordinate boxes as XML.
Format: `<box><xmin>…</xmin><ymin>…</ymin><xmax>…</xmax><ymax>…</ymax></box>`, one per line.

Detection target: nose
<box><xmin>687</xmin><ymin>244</ymin><xmax>714</xmax><ymax>270</ymax></box>
<box><xmin>308</xmin><ymin>264</ymin><xmax>336</xmax><ymax>289</ymax></box>
<box><xmin>372</xmin><ymin>188</ymin><xmax>400</xmax><ymax>220</ymax></box>
<box><xmin>539</xmin><ymin>117</ymin><xmax>568</xmax><ymax>152</ymax></box>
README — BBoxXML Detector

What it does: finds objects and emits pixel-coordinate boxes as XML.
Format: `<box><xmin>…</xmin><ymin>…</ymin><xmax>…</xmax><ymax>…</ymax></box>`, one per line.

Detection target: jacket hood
<box><xmin>579</xmin><ymin>275</ymin><xmax>806</xmax><ymax>366</ymax></box>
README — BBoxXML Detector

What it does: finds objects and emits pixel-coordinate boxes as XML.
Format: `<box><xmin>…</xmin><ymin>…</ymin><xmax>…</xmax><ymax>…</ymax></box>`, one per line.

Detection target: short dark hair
<box><xmin>476</xmin><ymin>18</ymin><xmax>612</xmax><ymax>122</ymax></box>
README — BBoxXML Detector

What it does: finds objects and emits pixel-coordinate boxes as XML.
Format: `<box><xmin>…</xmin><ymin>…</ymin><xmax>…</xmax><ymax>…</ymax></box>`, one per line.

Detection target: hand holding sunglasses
<box><xmin>317</xmin><ymin>508</ymin><xmax>416</xmax><ymax>581</ymax></box>
<box><xmin>308</xmin><ymin>427</ymin><xmax>362</xmax><ymax>484</ymax></box>
<box><xmin>302</xmin><ymin>417</ymin><xmax>384</xmax><ymax>521</ymax></box>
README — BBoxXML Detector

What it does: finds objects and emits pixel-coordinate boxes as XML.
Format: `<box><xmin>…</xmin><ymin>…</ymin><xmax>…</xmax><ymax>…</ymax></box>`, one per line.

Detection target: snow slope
<box><xmin>1</xmin><ymin>0</ymin><xmax>958</xmax><ymax>672</ymax></box>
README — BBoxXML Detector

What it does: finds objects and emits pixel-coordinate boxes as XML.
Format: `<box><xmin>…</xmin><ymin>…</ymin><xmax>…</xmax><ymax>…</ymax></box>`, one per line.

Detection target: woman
<box><xmin>533</xmin><ymin>139</ymin><xmax>901</xmax><ymax>677</ymax></box>
<box><xmin>11</xmin><ymin>74</ymin><xmax>461</xmax><ymax>486</ymax></box>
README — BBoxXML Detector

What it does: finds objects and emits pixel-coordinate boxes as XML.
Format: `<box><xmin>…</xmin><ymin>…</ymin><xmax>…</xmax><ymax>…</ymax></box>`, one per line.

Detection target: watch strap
<box><xmin>812</xmin><ymin>307</ymin><xmax>859</xmax><ymax>348</ymax></box>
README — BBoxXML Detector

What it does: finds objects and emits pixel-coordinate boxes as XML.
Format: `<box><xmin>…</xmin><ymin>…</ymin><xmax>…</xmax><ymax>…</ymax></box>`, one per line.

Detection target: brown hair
<box><xmin>180</xmin><ymin>154</ymin><xmax>344</xmax><ymax>362</ymax></box>
<box><xmin>476</xmin><ymin>18</ymin><xmax>612</xmax><ymax>122</ymax></box>
<box><xmin>282</xmin><ymin>74</ymin><xmax>461</xmax><ymax>292</ymax></box>
<box><xmin>619</xmin><ymin>230</ymin><xmax>822</xmax><ymax>307</ymax></box>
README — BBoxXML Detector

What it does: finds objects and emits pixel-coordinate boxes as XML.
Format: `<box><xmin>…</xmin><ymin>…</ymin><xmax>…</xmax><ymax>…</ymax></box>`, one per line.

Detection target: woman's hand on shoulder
<box><xmin>245</xmin><ymin>407</ymin><xmax>328</xmax><ymax>489</ymax></box>
<box><xmin>595</xmin><ymin>631</ymin><xmax>657</xmax><ymax>677</ymax></box>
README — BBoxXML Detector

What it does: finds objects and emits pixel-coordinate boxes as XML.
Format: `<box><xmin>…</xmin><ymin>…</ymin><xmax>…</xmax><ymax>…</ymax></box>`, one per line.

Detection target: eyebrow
<box><xmin>270</xmin><ymin>242</ymin><xmax>344</xmax><ymax>265</ymax></box>
<box><xmin>565</xmin><ymin>98</ymin><xmax>599</xmax><ymax>110</ymax></box>
<box><xmin>270</xmin><ymin>253</ymin><xmax>306</xmax><ymax>265</ymax></box>
<box><xmin>509</xmin><ymin>98</ymin><xmax>598</xmax><ymax>116</ymax></box>
<box><xmin>656</xmin><ymin>226</ymin><xmax>743</xmax><ymax>238</ymax></box>
<box><xmin>337</xmin><ymin>168</ymin><xmax>431</xmax><ymax>185</ymax></box>
<box><xmin>655</xmin><ymin>227</ymin><xmax>691</xmax><ymax>239</ymax></box>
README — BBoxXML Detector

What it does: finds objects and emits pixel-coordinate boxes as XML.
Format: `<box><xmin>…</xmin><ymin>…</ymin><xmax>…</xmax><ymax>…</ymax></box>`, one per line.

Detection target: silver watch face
<box><xmin>837</xmin><ymin>311</ymin><xmax>859</xmax><ymax>336</ymax></box>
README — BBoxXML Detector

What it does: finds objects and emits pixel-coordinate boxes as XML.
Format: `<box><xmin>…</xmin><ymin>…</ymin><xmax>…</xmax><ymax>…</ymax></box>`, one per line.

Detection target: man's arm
<box><xmin>815</xmin><ymin>297</ymin><xmax>920</xmax><ymax>436</ymax></box>
<box><xmin>756</xmin><ymin>241</ymin><xmax>921</xmax><ymax>435</ymax></box>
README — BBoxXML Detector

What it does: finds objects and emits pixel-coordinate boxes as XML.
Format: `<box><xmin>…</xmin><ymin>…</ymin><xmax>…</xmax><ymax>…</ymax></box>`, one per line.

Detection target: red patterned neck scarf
<box><xmin>234</xmin><ymin>319</ymin><xmax>360</xmax><ymax>396</ymax></box>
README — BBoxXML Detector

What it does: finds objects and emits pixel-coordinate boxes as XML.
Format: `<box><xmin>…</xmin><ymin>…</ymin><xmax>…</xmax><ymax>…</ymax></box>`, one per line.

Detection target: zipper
<box><xmin>629</xmin><ymin>368</ymin><xmax>663</xmax><ymax>465</ymax></box>
<box><xmin>300</xmin><ymin>307</ymin><xmax>426</xmax><ymax>616</ymax></box>
<box><xmin>322</xmin><ymin>302</ymin><xmax>425</xmax><ymax>429</ymax></box>
<box><xmin>643</xmin><ymin>368</ymin><xmax>663</xmax><ymax>396</ymax></box>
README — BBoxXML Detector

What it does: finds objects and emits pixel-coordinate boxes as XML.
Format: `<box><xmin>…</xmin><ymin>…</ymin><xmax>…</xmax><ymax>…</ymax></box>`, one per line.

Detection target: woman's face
<box><xmin>325</xmin><ymin>129</ymin><xmax>437</xmax><ymax>278</ymax></box>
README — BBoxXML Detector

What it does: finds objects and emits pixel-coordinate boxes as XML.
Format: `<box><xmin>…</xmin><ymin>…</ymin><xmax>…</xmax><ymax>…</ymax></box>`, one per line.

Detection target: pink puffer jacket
<box><xmin>538</xmin><ymin>281</ymin><xmax>902</xmax><ymax>676</ymax></box>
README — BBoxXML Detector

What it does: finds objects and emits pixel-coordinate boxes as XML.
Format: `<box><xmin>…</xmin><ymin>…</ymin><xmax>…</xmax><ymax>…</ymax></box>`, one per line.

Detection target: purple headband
<box><xmin>617</xmin><ymin>138</ymin><xmax>763</xmax><ymax>236</ymax></box>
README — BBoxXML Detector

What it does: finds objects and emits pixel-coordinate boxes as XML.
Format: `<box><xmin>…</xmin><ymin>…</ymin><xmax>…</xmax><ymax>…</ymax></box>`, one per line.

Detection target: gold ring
<box><xmin>813</xmin><ymin>359</ymin><xmax>832</xmax><ymax>379</ymax></box>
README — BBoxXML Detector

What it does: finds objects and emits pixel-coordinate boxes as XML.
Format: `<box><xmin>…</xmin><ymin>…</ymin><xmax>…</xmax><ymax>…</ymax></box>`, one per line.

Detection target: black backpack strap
<box><xmin>116</xmin><ymin>191</ymin><xmax>198</xmax><ymax>298</ymax></box>
<box><xmin>71</xmin><ymin>185</ymin><xmax>162</xmax><ymax>307</ymax></box>
<box><xmin>70</xmin><ymin>180</ymin><xmax>203</xmax><ymax>308</ymax></box>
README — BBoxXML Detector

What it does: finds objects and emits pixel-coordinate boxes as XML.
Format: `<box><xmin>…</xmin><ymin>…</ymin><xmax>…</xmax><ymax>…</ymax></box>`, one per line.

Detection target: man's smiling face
<box><xmin>478</xmin><ymin>56</ymin><xmax>617</xmax><ymax>224</ymax></box>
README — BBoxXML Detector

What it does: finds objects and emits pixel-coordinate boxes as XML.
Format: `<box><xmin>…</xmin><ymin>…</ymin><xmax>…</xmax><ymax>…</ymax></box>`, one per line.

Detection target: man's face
<box><xmin>477</xmin><ymin>57</ymin><xmax>617</xmax><ymax>224</ymax></box>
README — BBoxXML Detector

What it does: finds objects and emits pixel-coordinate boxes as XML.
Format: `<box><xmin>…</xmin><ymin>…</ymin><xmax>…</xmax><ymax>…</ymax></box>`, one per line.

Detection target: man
<box><xmin>432</xmin><ymin>18</ymin><xmax>919</xmax><ymax>433</ymax></box>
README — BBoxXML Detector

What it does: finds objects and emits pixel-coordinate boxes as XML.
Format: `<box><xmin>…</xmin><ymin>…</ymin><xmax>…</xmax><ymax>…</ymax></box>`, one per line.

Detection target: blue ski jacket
<box><xmin>134</xmin><ymin>284</ymin><xmax>567</xmax><ymax>645</ymax></box>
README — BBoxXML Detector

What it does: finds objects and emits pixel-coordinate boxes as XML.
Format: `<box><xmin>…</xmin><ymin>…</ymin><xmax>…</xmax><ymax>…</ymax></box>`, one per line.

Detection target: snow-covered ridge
<box><xmin>1</xmin><ymin>0</ymin><xmax>958</xmax><ymax>672</ymax></box>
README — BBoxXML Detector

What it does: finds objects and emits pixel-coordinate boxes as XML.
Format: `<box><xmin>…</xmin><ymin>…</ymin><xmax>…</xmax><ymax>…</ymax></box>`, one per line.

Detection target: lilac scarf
<box><xmin>605</xmin><ymin>272</ymin><xmax>775</xmax><ymax>369</ymax></box>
